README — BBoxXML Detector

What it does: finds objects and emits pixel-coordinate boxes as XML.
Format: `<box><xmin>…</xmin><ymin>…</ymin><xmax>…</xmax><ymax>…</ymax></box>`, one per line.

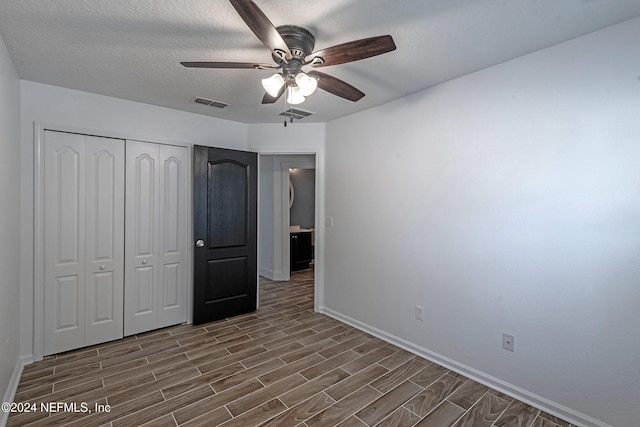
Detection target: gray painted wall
<box><xmin>324</xmin><ymin>17</ymin><xmax>640</xmax><ymax>427</ymax></box>
<box><xmin>290</xmin><ymin>168</ymin><xmax>315</xmax><ymax>229</ymax></box>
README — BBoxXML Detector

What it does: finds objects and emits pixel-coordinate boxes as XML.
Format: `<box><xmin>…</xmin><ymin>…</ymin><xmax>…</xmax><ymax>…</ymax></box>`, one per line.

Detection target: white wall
<box><xmin>0</xmin><ymin>33</ymin><xmax>22</xmax><ymax>420</ymax></box>
<box><xmin>258</xmin><ymin>154</ymin><xmax>276</xmax><ymax>278</ymax></box>
<box><xmin>20</xmin><ymin>81</ymin><xmax>248</xmax><ymax>358</ymax></box>
<box><xmin>324</xmin><ymin>17</ymin><xmax>640</xmax><ymax>427</ymax></box>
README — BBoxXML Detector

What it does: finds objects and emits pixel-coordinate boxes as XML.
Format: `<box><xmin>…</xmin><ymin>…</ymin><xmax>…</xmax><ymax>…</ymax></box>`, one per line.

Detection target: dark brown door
<box><xmin>193</xmin><ymin>145</ymin><xmax>257</xmax><ymax>324</ymax></box>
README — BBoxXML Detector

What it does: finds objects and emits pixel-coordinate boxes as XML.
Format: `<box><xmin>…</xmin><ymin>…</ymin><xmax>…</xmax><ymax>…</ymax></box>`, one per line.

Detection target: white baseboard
<box><xmin>258</xmin><ymin>267</ymin><xmax>288</xmax><ymax>282</ymax></box>
<box><xmin>271</xmin><ymin>272</ymin><xmax>288</xmax><ymax>281</ymax></box>
<box><xmin>320</xmin><ymin>307</ymin><xmax>607</xmax><ymax>427</ymax></box>
<box><xmin>258</xmin><ymin>266</ymin><xmax>273</xmax><ymax>279</ymax></box>
<box><xmin>1</xmin><ymin>355</ymin><xmax>32</xmax><ymax>427</ymax></box>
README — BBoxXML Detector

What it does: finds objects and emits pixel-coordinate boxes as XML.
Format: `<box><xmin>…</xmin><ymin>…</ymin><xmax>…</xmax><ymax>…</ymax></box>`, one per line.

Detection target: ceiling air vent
<box><xmin>193</xmin><ymin>97</ymin><xmax>228</xmax><ymax>109</ymax></box>
<box><xmin>278</xmin><ymin>108</ymin><xmax>314</xmax><ymax>121</ymax></box>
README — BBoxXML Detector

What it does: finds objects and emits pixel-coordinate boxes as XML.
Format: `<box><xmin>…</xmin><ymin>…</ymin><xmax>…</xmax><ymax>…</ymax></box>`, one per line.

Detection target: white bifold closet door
<box><xmin>43</xmin><ymin>131</ymin><xmax>125</xmax><ymax>355</ymax></box>
<box><xmin>124</xmin><ymin>141</ymin><xmax>188</xmax><ymax>336</ymax></box>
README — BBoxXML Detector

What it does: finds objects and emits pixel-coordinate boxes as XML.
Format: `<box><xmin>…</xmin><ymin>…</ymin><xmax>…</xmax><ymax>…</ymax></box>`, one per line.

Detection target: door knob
<box><xmin>142</xmin><ymin>260</ymin><xmax>148</xmax><ymax>265</ymax></box>
<box><xmin>99</xmin><ymin>265</ymin><xmax>106</xmax><ymax>271</ymax></box>
<box><xmin>195</xmin><ymin>239</ymin><xmax>205</xmax><ymax>248</ymax></box>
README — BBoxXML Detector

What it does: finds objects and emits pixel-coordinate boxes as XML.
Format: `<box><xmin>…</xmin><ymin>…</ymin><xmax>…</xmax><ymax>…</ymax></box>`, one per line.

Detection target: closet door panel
<box><xmin>157</xmin><ymin>144</ymin><xmax>188</xmax><ymax>327</ymax></box>
<box><xmin>43</xmin><ymin>131</ymin><xmax>87</xmax><ymax>355</ymax></box>
<box><xmin>84</xmin><ymin>137</ymin><xmax>125</xmax><ymax>346</ymax></box>
<box><xmin>134</xmin><ymin>266</ymin><xmax>155</xmax><ymax>312</ymax></box>
<box><xmin>125</xmin><ymin>141</ymin><xmax>160</xmax><ymax>335</ymax></box>
<box><xmin>162</xmin><ymin>263</ymin><xmax>180</xmax><ymax>308</ymax></box>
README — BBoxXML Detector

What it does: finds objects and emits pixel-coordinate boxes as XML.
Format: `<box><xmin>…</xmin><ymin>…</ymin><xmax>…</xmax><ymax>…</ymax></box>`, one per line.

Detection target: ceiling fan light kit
<box><xmin>181</xmin><ymin>0</ymin><xmax>396</xmax><ymax>115</ymax></box>
<box><xmin>286</xmin><ymin>86</ymin><xmax>305</xmax><ymax>105</ymax></box>
<box><xmin>295</xmin><ymin>72</ymin><xmax>318</xmax><ymax>96</ymax></box>
<box><xmin>261</xmin><ymin>70</ymin><xmax>317</xmax><ymax>101</ymax></box>
<box><xmin>261</xmin><ymin>73</ymin><xmax>285</xmax><ymax>97</ymax></box>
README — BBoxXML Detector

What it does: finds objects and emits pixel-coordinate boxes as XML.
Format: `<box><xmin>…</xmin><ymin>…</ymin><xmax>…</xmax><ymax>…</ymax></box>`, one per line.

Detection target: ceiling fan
<box><xmin>181</xmin><ymin>0</ymin><xmax>397</xmax><ymax>106</ymax></box>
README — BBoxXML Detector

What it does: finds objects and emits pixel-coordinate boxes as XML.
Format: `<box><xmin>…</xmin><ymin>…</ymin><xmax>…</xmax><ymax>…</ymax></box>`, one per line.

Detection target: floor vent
<box><xmin>193</xmin><ymin>97</ymin><xmax>228</xmax><ymax>109</ymax></box>
<box><xmin>278</xmin><ymin>108</ymin><xmax>314</xmax><ymax>120</ymax></box>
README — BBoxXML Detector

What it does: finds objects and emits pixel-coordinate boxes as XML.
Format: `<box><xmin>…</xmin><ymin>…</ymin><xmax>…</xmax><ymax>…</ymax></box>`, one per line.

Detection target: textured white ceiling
<box><xmin>1</xmin><ymin>0</ymin><xmax>639</xmax><ymax>124</ymax></box>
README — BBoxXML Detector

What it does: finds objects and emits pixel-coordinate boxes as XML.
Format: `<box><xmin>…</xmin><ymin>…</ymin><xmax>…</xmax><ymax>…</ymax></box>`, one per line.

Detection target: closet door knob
<box><xmin>195</xmin><ymin>239</ymin><xmax>205</xmax><ymax>248</ymax></box>
<box><xmin>142</xmin><ymin>260</ymin><xmax>148</xmax><ymax>265</ymax></box>
<box><xmin>99</xmin><ymin>265</ymin><xmax>106</xmax><ymax>271</ymax></box>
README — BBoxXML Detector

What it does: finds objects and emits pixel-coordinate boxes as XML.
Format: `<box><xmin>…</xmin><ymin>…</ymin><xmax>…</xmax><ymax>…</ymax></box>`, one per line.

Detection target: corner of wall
<box><xmin>0</xmin><ymin>31</ymin><xmax>24</xmax><ymax>425</ymax></box>
<box><xmin>0</xmin><ymin>356</ymin><xmax>32</xmax><ymax>427</ymax></box>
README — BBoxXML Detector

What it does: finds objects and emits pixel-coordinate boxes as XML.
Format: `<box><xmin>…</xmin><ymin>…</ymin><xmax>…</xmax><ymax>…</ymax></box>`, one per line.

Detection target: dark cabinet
<box><xmin>290</xmin><ymin>231</ymin><xmax>312</xmax><ymax>271</ymax></box>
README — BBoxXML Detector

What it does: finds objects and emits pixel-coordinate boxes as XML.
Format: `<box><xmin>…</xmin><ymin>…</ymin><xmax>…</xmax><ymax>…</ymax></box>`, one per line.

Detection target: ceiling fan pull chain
<box><xmin>288</xmin><ymin>90</ymin><xmax>294</xmax><ymax>125</ymax></box>
<box><xmin>284</xmin><ymin>87</ymin><xmax>288</xmax><ymax>127</ymax></box>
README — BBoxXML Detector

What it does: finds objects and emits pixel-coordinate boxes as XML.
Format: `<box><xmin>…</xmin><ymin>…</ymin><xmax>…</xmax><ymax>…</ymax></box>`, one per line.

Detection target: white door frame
<box><xmin>254</xmin><ymin>148</ymin><xmax>325</xmax><ymax>313</ymax></box>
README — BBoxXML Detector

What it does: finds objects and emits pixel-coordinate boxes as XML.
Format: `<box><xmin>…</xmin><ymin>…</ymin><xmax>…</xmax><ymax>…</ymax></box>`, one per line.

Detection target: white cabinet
<box><xmin>41</xmin><ymin>131</ymin><xmax>187</xmax><ymax>356</ymax></box>
<box><xmin>124</xmin><ymin>141</ymin><xmax>188</xmax><ymax>336</ymax></box>
<box><xmin>43</xmin><ymin>131</ymin><xmax>125</xmax><ymax>355</ymax></box>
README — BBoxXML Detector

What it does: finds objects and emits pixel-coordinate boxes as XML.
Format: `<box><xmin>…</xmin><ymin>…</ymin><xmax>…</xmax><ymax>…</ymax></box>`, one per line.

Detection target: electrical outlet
<box><xmin>415</xmin><ymin>305</ymin><xmax>424</xmax><ymax>321</ymax></box>
<box><xmin>502</xmin><ymin>334</ymin><xmax>515</xmax><ymax>352</ymax></box>
<box><xmin>325</xmin><ymin>217</ymin><xmax>334</xmax><ymax>227</ymax></box>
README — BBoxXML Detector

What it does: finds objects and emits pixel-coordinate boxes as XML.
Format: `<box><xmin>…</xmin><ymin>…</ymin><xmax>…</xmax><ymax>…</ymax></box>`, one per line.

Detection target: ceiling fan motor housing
<box><xmin>276</xmin><ymin>25</ymin><xmax>315</xmax><ymax>59</ymax></box>
<box><xmin>275</xmin><ymin>25</ymin><xmax>316</xmax><ymax>83</ymax></box>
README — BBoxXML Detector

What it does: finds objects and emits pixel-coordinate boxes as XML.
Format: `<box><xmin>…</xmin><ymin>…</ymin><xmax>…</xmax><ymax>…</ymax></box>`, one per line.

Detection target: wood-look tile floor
<box><xmin>9</xmin><ymin>271</ymin><xmax>578</xmax><ymax>427</ymax></box>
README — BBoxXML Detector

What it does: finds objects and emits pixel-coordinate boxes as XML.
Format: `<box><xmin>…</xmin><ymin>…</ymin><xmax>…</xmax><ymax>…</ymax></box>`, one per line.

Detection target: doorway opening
<box><xmin>258</xmin><ymin>154</ymin><xmax>318</xmax><ymax>308</ymax></box>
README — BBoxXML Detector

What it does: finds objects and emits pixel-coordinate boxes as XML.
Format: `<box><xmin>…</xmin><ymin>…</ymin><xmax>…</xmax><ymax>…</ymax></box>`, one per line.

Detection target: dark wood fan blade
<box><xmin>181</xmin><ymin>62</ymin><xmax>277</xmax><ymax>69</ymax></box>
<box><xmin>307</xmin><ymin>71</ymin><xmax>365</xmax><ymax>102</ymax></box>
<box><xmin>229</xmin><ymin>0</ymin><xmax>292</xmax><ymax>62</ymax></box>
<box><xmin>261</xmin><ymin>85</ymin><xmax>286</xmax><ymax>104</ymax></box>
<box><xmin>305</xmin><ymin>35</ymin><xmax>396</xmax><ymax>67</ymax></box>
